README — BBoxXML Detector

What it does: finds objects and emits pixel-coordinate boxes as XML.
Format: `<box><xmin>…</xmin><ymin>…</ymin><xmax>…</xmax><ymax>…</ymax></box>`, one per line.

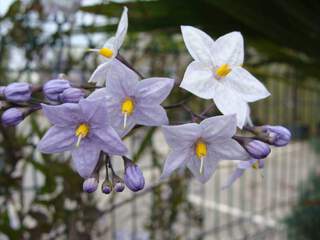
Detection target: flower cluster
<box><xmin>0</xmin><ymin>7</ymin><xmax>291</xmax><ymax>193</ymax></box>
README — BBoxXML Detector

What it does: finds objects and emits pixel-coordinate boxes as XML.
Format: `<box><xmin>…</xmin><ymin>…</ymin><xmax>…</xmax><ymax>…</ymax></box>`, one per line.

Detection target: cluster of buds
<box><xmin>82</xmin><ymin>155</ymin><xmax>145</xmax><ymax>194</ymax></box>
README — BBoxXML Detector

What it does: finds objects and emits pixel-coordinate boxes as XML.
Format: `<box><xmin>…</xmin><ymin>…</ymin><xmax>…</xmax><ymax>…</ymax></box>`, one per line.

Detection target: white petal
<box><xmin>213</xmin><ymin>31</ymin><xmax>244</xmax><ymax>67</ymax></box>
<box><xmin>212</xmin><ymin>84</ymin><xmax>248</xmax><ymax>128</ymax></box>
<box><xmin>114</xmin><ymin>7</ymin><xmax>128</xmax><ymax>50</ymax></box>
<box><xmin>88</xmin><ymin>62</ymin><xmax>111</xmax><ymax>86</ymax></box>
<box><xmin>208</xmin><ymin>139</ymin><xmax>250</xmax><ymax>160</ymax></box>
<box><xmin>181</xmin><ymin>26</ymin><xmax>215</xmax><ymax>65</ymax></box>
<box><xmin>160</xmin><ymin>149</ymin><xmax>190</xmax><ymax>180</ymax></box>
<box><xmin>180</xmin><ymin>61</ymin><xmax>218</xmax><ymax>99</ymax></box>
<box><xmin>224</xmin><ymin>67</ymin><xmax>270</xmax><ymax>102</ymax></box>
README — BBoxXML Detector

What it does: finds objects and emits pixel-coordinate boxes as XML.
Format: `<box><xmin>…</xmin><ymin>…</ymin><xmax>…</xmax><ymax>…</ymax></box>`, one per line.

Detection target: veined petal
<box><xmin>224</xmin><ymin>66</ymin><xmax>270</xmax><ymax>102</ymax></box>
<box><xmin>180</xmin><ymin>61</ymin><xmax>217</xmax><ymax>99</ymax></box>
<box><xmin>162</xmin><ymin>123</ymin><xmax>201</xmax><ymax>149</ymax></box>
<box><xmin>79</xmin><ymin>98</ymin><xmax>109</xmax><ymax>127</ymax></box>
<box><xmin>114</xmin><ymin>7</ymin><xmax>128</xmax><ymax>50</ymax></box>
<box><xmin>160</xmin><ymin>149</ymin><xmax>190</xmax><ymax>180</ymax></box>
<box><xmin>71</xmin><ymin>140</ymin><xmax>100</xmax><ymax>178</ymax></box>
<box><xmin>135</xmin><ymin>78</ymin><xmax>174</xmax><ymax>104</ymax></box>
<box><xmin>200</xmin><ymin>115</ymin><xmax>237</xmax><ymax>141</ymax></box>
<box><xmin>88</xmin><ymin>62</ymin><xmax>111</xmax><ymax>86</ymax></box>
<box><xmin>37</xmin><ymin>126</ymin><xmax>76</xmax><ymax>153</ymax></box>
<box><xmin>87</xmin><ymin>88</ymin><xmax>107</xmax><ymax>101</ymax></box>
<box><xmin>181</xmin><ymin>26</ymin><xmax>215</xmax><ymax>65</ymax></box>
<box><xmin>212</xmin><ymin>84</ymin><xmax>249</xmax><ymax>128</ymax></box>
<box><xmin>221</xmin><ymin>168</ymin><xmax>244</xmax><ymax>190</ymax></box>
<box><xmin>92</xmin><ymin>126</ymin><xmax>128</xmax><ymax>155</ymax></box>
<box><xmin>41</xmin><ymin>103</ymin><xmax>81</xmax><ymax>127</ymax></box>
<box><xmin>213</xmin><ymin>32</ymin><xmax>244</xmax><ymax>67</ymax></box>
<box><xmin>208</xmin><ymin>139</ymin><xmax>250</xmax><ymax>160</ymax></box>
<box><xmin>133</xmin><ymin>104</ymin><xmax>168</xmax><ymax>126</ymax></box>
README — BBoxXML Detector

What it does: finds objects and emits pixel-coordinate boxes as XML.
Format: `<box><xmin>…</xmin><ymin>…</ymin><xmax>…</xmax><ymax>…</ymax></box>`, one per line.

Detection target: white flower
<box><xmin>88</xmin><ymin>7</ymin><xmax>128</xmax><ymax>86</ymax></box>
<box><xmin>41</xmin><ymin>0</ymin><xmax>82</xmax><ymax>15</ymax></box>
<box><xmin>180</xmin><ymin>26</ymin><xmax>270</xmax><ymax>128</ymax></box>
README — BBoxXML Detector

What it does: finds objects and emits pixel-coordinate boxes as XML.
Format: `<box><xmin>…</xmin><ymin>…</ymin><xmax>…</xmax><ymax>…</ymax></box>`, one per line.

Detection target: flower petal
<box><xmin>79</xmin><ymin>98</ymin><xmax>109</xmax><ymax>127</ymax></box>
<box><xmin>238</xmin><ymin>159</ymin><xmax>257</xmax><ymax>169</ymax></box>
<box><xmin>180</xmin><ymin>61</ymin><xmax>218</xmax><ymax>99</ymax></box>
<box><xmin>135</xmin><ymin>78</ymin><xmax>174</xmax><ymax>104</ymax></box>
<box><xmin>221</xmin><ymin>168</ymin><xmax>244</xmax><ymax>190</ymax></box>
<box><xmin>213</xmin><ymin>32</ymin><xmax>244</xmax><ymax>67</ymax></box>
<box><xmin>181</xmin><ymin>26</ymin><xmax>215</xmax><ymax>65</ymax></box>
<box><xmin>200</xmin><ymin>114</ymin><xmax>237</xmax><ymax>141</ymax></box>
<box><xmin>88</xmin><ymin>62</ymin><xmax>111</xmax><ymax>86</ymax></box>
<box><xmin>224</xmin><ymin>66</ymin><xmax>270</xmax><ymax>102</ymax></box>
<box><xmin>71</xmin><ymin>140</ymin><xmax>100</xmax><ymax>178</ymax></box>
<box><xmin>133</xmin><ymin>104</ymin><xmax>168</xmax><ymax>126</ymax></box>
<box><xmin>114</xmin><ymin>7</ymin><xmax>128</xmax><ymax>50</ymax></box>
<box><xmin>208</xmin><ymin>139</ymin><xmax>249</xmax><ymax>160</ymax></box>
<box><xmin>37</xmin><ymin>126</ymin><xmax>76</xmax><ymax>153</ymax></box>
<box><xmin>87</xmin><ymin>88</ymin><xmax>107</xmax><ymax>101</ymax></box>
<box><xmin>162</xmin><ymin>123</ymin><xmax>201</xmax><ymax>150</ymax></box>
<box><xmin>212</xmin><ymin>84</ymin><xmax>249</xmax><ymax>128</ymax></box>
<box><xmin>92</xmin><ymin>126</ymin><xmax>128</xmax><ymax>155</ymax></box>
<box><xmin>41</xmin><ymin>103</ymin><xmax>81</xmax><ymax>127</ymax></box>
<box><xmin>160</xmin><ymin>149</ymin><xmax>190</xmax><ymax>180</ymax></box>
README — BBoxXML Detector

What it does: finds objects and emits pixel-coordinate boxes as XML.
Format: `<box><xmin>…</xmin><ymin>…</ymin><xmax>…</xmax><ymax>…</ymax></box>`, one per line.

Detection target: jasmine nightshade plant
<box><xmin>88</xmin><ymin>7</ymin><xmax>128</xmax><ymax>86</ymax></box>
<box><xmin>37</xmin><ymin>98</ymin><xmax>128</xmax><ymax>178</ymax></box>
<box><xmin>180</xmin><ymin>26</ymin><xmax>270</xmax><ymax>128</ymax></box>
<box><xmin>89</xmin><ymin>59</ymin><xmax>174</xmax><ymax>137</ymax></box>
<box><xmin>222</xmin><ymin>159</ymin><xmax>265</xmax><ymax>189</ymax></box>
<box><xmin>160</xmin><ymin>114</ymin><xmax>249</xmax><ymax>183</ymax></box>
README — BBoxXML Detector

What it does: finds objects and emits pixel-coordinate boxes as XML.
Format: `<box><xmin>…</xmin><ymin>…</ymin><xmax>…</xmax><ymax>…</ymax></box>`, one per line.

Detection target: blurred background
<box><xmin>0</xmin><ymin>0</ymin><xmax>320</xmax><ymax>239</ymax></box>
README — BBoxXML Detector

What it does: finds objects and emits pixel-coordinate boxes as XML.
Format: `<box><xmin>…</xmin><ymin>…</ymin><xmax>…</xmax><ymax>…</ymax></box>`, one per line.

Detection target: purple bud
<box><xmin>101</xmin><ymin>180</ymin><xmax>112</xmax><ymax>194</ymax></box>
<box><xmin>258</xmin><ymin>159</ymin><xmax>265</xmax><ymax>169</ymax></box>
<box><xmin>43</xmin><ymin>79</ymin><xmax>71</xmax><ymax>101</ymax></box>
<box><xmin>123</xmin><ymin>158</ymin><xmax>145</xmax><ymax>192</ymax></box>
<box><xmin>2</xmin><ymin>108</ymin><xmax>24</xmax><ymax>126</ymax></box>
<box><xmin>59</xmin><ymin>87</ymin><xmax>85</xmax><ymax>103</ymax></box>
<box><xmin>4</xmin><ymin>83</ymin><xmax>32</xmax><ymax>102</ymax></box>
<box><xmin>260</xmin><ymin>125</ymin><xmax>291</xmax><ymax>146</ymax></box>
<box><xmin>83</xmin><ymin>177</ymin><xmax>98</xmax><ymax>193</ymax></box>
<box><xmin>112</xmin><ymin>173</ymin><xmax>125</xmax><ymax>193</ymax></box>
<box><xmin>235</xmin><ymin>137</ymin><xmax>271</xmax><ymax>159</ymax></box>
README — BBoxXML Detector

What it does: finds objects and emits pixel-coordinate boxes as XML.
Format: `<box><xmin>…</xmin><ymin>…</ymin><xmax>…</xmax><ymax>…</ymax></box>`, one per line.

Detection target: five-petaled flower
<box><xmin>89</xmin><ymin>60</ymin><xmax>174</xmax><ymax>137</ymax></box>
<box><xmin>222</xmin><ymin>159</ymin><xmax>265</xmax><ymax>189</ymax></box>
<box><xmin>180</xmin><ymin>26</ymin><xmax>270</xmax><ymax>128</ymax></box>
<box><xmin>88</xmin><ymin>7</ymin><xmax>128</xmax><ymax>86</ymax></box>
<box><xmin>160</xmin><ymin>115</ymin><xmax>249</xmax><ymax>183</ymax></box>
<box><xmin>37</xmin><ymin>98</ymin><xmax>128</xmax><ymax>178</ymax></box>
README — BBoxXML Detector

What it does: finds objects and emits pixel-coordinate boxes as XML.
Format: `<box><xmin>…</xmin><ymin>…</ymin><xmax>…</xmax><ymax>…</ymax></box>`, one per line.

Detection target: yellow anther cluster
<box><xmin>76</xmin><ymin>123</ymin><xmax>90</xmax><ymax>138</ymax></box>
<box><xmin>99</xmin><ymin>47</ymin><xmax>113</xmax><ymax>58</ymax></box>
<box><xmin>121</xmin><ymin>98</ymin><xmax>135</xmax><ymax>115</ymax></box>
<box><xmin>195</xmin><ymin>140</ymin><xmax>207</xmax><ymax>159</ymax></box>
<box><xmin>215</xmin><ymin>64</ymin><xmax>231</xmax><ymax>78</ymax></box>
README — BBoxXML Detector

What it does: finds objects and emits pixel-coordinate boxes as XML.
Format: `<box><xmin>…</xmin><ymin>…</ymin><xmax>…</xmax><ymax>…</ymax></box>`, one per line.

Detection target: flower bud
<box><xmin>101</xmin><ymin>180</ymin><xmax>112</xmax><ymax>194</ymax></box>
<box><xmin>83</xmin><ymin>177</ymin><xmax>98</xmax><ymax>193</ymax></box>
<box><xmin>260</xmin><ymin>125</ymin><xmax>291</xmax><ymax>146</ymax></box>
<box><xmin>43</xmin><ymin>79</ymin><xmax>71</xmax><ymax>101</ymax></box>
<box><xmin>2</xmin><ymin>108</ymin><xmax>24</xmax><ymax>126</ymax></box>
<box><xmin>4</xmin><ymin>82</ymin><xmax>32</xmax><ymax>102</ymax></box>
<box><xmin>112</xmin><ymin>173</ymin><xmax>125</xmax><ymax>193</ymax></box>
<box><xmin>123</xmin><ymin>158</ymin><xmax>145</xmax><ymax>192</ymax></box>
<box><xmin>235</xmin><ymin>137</ymin><xmax>271</xmax><ymax>159</ymax></box>
<box><xmin>59</xmin><ymin>87</ymin><xmax>85</xmax><ymax>103</ymax></box>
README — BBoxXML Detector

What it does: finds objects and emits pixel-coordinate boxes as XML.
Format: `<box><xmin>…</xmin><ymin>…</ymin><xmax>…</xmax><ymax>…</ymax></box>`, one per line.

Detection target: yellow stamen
<box><xmin>99</xmin><ymin>47</ymin><xmax>113</xmax><ymax>58</ymax></box>
<box><xmin>195</xmin><ymin>140</ymin><xmax>207</xmax><ymax>175</ymax></box>
<box><xmin>121</xmin><ymin>98</ymin><xmax>135</xmax><ymax>129</ymax></box>
<box><xmin>252</xmin><ymin>161</ymin><xmax>259</xmax><ymax>170</ymax></box>
<box><xmin>215</xmin><ymin>64</ymin><xmax>231</xmax><ymax>78</ymax></box>
<box><xmin>75</xmin><ymin>123</ymin><xmax>90</xmax><ymax>147</ymax></box>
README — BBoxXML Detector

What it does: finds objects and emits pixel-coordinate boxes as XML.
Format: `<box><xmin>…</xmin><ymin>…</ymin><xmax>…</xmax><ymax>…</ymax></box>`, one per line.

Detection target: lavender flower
<box><xmin>37</xmin><ymin>98</ymin><xmax>128</xmax><ymax>178</ymax></box>
<box><xmin>88</xmin><ymin>60</ymin><xmax>174</xmax><ymax>137</ymax></box>
<box><xmin>260</xmin><ymin>125</ymin><xmax>291</xmax><ymax>146</ymax></box>
<box><xmin>234</xmin><ymin>136</ymin><xmax>271</xmax><ymax>159</ymax></box>
<box><xmin>222</xmin><ymin>159</ymin><xmax>265</xmax><ymax>189</ymax></box>
<box><xmin>161</xmin><ymin>115</ymin><xmax>249</xmax><ymax>183</ymax></box>
<box><xmin>1</xmin><ymin>108</ymin><xmax>24</xmax><ymax>126</ymax></box>
<box><xmin>123</xmin><ymin>157</ymin><xmax>145</xmax><ymax>192</ymax></box>
<box><xmin>43</xmin><ymin>79</ymin><xmax>71</xmax><ymax>101</ymax></box>
<box><xmin>4</xmin><ymin>82</ymin><xmax>32</xmax><ymax>102</ymax></box>
<box><xmin>83</xmin><ymin>177</ymin><xmax>98</xmax><ymax>193</ymax></box>
<box><xmin>59</xmin><ymin>88</ymin><xmax>85</xmax><ymax>103</ymax></box>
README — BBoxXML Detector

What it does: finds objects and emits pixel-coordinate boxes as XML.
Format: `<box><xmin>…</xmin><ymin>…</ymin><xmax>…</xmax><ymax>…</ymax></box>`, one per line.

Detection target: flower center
<box><xmin>121</xmin><ymin>98</ymin><xmax>135</xmax><ymax>129</ymax></box>
<box><xmin>215</xmin><ymin>64</ymin><xmax>231</xmax><ymax>78</ymax></box>
<box><xmin>195</xmin><ymin>140</ymin><xmax>207</xmax><ymax>175</ymax></box>
<box><xmin>75</xmin><ymin>123</ymin><xmax>90</xmax><ymax>147</ymax></box>
<box><xmin>99</xmin><ymin>47</ymin><xmax>113</xmax><ymax>58</ymax></box>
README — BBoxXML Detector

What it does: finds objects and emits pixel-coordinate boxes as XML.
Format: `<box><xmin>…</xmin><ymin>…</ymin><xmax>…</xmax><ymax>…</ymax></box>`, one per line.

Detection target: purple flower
<box><xmin>222</xmin><ymin>159</ymin><xmax>265</xmax><ymax>189</ymax></box>
<box><xmin>160</xmin><ymin>115</ymin><xmax>249</xmax><ymax>183</ymax></box>
<box><xmin>101</xmin><ymin>180</ymin><xmax>112</xmax><ymax>194</ymax></box>
<box><xmin>234</xmin><ymin>136</ymin><xmax>270</xmax><ymax>159</ymax></box>
<box><xmin>88</xmin><ymin>60</ymin><xmax>174</xmax><ymax>137</ymax></box>
<box><xmin>59</xmin><ymin>88</ymin><xmax>85</xmax><ymax>103</ymax></box>
<box><xmin>1</xmin><ymin>108</ymin><xmax>24</xmax><ymax>126</ymax></box>
<box><xmin>123</xmin><ymin>157</ymin><xmax>145</xmax><ymax>192</ymax></box>
<box><xmin>260</xmin><ymin>125</ymin><xmax>291</xmax><ymax>146</ymax></box>
<box><xmin>37</xmin><ymin>98</ymin><xmax>128</xmax><ymax>178</ymax></box>
<box><xmin>43</xmin><ymin>79</ymin><xmax>71</xmax><ymax>101</ymax></box>
<box><xmin>83</xmin><ymin>177</ymin><xmax>98</xmax><ymax>193</ymax></box>
<box><xmin>4</xmin><ymin>82</ymin><xmax>32</xmax><ymax>102</ymax></box>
